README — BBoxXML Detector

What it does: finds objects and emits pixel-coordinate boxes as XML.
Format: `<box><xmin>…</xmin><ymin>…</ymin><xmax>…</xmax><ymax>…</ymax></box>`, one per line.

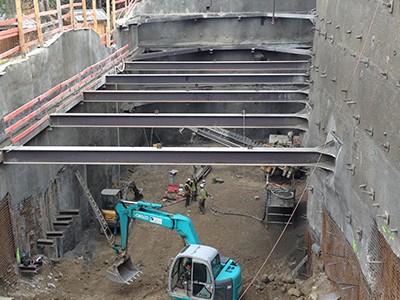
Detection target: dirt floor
<box><xmin>2</xmin><ymin>164</ymin><xmax>336</xmax><ymax>300</ymax></box>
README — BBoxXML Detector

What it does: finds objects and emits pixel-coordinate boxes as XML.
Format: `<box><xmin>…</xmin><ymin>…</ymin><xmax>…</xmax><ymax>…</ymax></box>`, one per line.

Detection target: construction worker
<box><xmin>189</xmin><ymin>178</ymin><xmax>197</xmax><ymax>202</ymax></box>
<box><xmin>184</xmin><ymin>178</ymin><xmax>191</xmax><ymax>207</ymax></box>
<box><xmin>197</xmin><ymin>183</ymin><xmax>210</xmax><ymax>214</ymax></box>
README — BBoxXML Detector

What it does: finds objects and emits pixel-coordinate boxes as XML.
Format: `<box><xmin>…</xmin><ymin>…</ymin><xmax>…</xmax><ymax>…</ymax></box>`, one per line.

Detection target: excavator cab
<box><xmin>101</xmin><ymin>189</ymin><xmax>122</xmax><ymax>228</ymax></box>
<box><xmin>169</xmin><ymin>245</ymin><xmax>242</xmax><ymax>300</ymax></box>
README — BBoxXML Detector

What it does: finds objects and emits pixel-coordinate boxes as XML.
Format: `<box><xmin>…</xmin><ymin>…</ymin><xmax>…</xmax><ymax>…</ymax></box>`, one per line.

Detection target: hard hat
<box><xmin>202</xmin><ymin>179</ymin><xmax>206</xmax><ymax>184</ymax></box>
<box><xmin>186</xmin><ymin>178</ymin><xmax>191</xmax><ymax>183</ymax></box>
<box><xmin>200</xmin><ymin>183</ymin><xmax>205</xmax><ymax>188</ymax></box>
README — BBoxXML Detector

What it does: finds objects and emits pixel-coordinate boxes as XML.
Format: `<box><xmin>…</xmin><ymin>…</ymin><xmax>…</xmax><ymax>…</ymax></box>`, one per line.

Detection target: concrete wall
<box><xmin>306</xmin><ymin>0</ymin><xmax>400</xmax><ymax>283</ymax></box>
<box><xmin>0</xmin><ymin>29</ymin><xmax>116</xmax><ymax>258</ymax></box>
<box><xmin>117</xmin><ymin>0</ymin><xmax>315</xmax><ymax>51</ymax></box>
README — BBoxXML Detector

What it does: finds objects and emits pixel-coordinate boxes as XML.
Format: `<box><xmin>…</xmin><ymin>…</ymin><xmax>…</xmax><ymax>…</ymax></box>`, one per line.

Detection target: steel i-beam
<box><xmin>83</xmin><ymin>90</ymin><xmax>309</xmax><ymax>103</ymax></box>
<box><xmin>1</xmin><ymin>146</ymin><xmax>335</xmax><ymax>171</ymax></box>
<box><xmin>124</xmin><ymin>61</ymin><xmax>310</xmax><ymax>73</ymax></box>
<box><xmin>105</xmin><ymin>73</ymin><xmax>308</xmax><ymax>86</ymax></box>
<box><xmin>49</xmin><ymin>113</ymin><xmax>309</xmax><ymax>130</ymax></box>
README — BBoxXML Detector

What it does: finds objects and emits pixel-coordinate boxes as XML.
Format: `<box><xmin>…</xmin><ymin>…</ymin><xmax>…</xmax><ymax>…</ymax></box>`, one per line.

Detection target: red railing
<box><xmin>0</xmin><ymin>0</ymin><xmax>134</xmax><ymax>60</ymax></box>
<box><xmin>2</xmin><ymin>45</ymin><xmax>129</xmax><ymax>144</ymax></box>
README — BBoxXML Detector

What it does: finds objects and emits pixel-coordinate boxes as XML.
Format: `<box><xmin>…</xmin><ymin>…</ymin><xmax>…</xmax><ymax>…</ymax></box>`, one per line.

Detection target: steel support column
<box><xmin>83</xmin><ymin>90</ymin><xmax>309</xmax><ymax>103</ymax></box>
<box><xmin>49</xmin><ymin>113</ymin><xmax>309</xmax><ymax>130</ymax></box>
<box><xmin>1</xmin><ymin>146</ymin><xmax>335</xmax><ymax>171</ymax></box>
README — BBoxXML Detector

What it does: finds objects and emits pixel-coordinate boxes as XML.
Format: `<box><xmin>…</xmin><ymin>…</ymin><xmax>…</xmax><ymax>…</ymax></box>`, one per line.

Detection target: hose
<box><xmin>209</xmin><ymin>197</ymin><xmax>263</xmax><ymax>222</ymax></box>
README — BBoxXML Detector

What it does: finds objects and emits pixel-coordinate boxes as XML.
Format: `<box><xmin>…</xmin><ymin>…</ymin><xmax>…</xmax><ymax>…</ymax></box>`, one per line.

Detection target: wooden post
<box><xmin>112</xmin><ymin>0</ymin><xmax>116</xmax><ymax>30</ymax></box>
<box><xmin>92</xmin><ymin>0</ymin><xmax>98</xmax><ymax>32</ymax></box>
<box><xmin>106</xmin><ymin>0</ymin><xmax>111</xmax><ymax>47</ymax></box>
<box><xmin>33</xmin><ymin>0</ymin><xmax>44</xmax><ymax>47</ymax></box>
<box><xmin>82</xmin><ymin>0</ymin><xmax>88</xmax><ymax>27</ymax></box>
<box><xmin>124</xmin><ymin>0</ymin><xmax>127</xmax><ymax>9</ymax></box>
<box><xmin>56</xmin><ymin>0</ymin><xmax>63</xmax><ymax>31</ymax></box>
<box><xmin>69</xmin><ymin>0</ymin><xmax>75</xmax><ymax>28</ymax></box>
<box><xmin>15</xmin><ymin>0</ymin><xmax>27</xmax><ymax>57</ymax></box>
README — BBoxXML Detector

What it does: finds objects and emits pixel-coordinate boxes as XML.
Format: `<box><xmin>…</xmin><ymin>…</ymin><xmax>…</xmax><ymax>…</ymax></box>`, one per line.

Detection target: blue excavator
<box><xmin>106</xmin><ymin>200</ymin><xmax>242</xmax><ymax>300</ymax></box>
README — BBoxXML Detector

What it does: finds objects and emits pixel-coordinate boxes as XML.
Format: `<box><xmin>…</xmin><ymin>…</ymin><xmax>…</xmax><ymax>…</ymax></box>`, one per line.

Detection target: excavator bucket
<box><xmin>106</xmin><ymin>255</ymin><xmax>141</xmax><ymax>284</ymax></box>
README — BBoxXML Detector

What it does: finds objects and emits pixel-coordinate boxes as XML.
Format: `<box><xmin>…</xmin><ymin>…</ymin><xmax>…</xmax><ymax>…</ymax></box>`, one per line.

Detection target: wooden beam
<box><xmin>92</xmin><ymin>0</ymin><xmax>98</xmax><ymax>32</ymax></box>
<box><xmin>33</xmin><ymin>0</ymin><xmax>44</xmax><ymax>47</ymax></box>
<box><xmin>15</xmin><ymin>0</ymin><xmax>26</xmax><ymax>57</ymax></box>
<box><xmin>69</xmin><ymin>0</ymin><xmax>75</xmax><ymax>28</ymax></box>
<box><xmin>56</xmin><ymin>0</ymin><xmax>63</xmax><ymax>31</ymax></box>
<box><xmin>112</xmin><ymin>0</ymin><xmax>116</xmax><ymax>31</ymax></box>
<box><xmin>106</xmin><ymin>0</ymin><xmax>111</xmax><ymax>47</ymax></box>
<box><xmin>82</xmin><ymin>0</ymin><xmax>88</xmax><ymax>27</ymax></box>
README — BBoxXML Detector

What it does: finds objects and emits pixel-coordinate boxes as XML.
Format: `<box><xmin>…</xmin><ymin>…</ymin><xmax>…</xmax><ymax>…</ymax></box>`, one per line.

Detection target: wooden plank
<box><xmin>56</xmin><ymin>0</ymin><xmax>63</xmax><ymax>31</ymax></box>
<box><xmin>33</xmin><ymin>0</ymin><xmax>44</xmax><ymax>47</ymax></box>
<box><xmin>15</xmin><ymin>0</ymin><xmax>26</xmax><ymax>58</ymax></box>
<box><xmin>69</xmin><ymin>0</ymin><xmax>75</xmax><ymax>28</ymax></box>
<box><xmin>106</xmin><ymin>0</ymin><xmax>111</xmax><ymax>47</ymax></box>
<box><xmin>92</xmin><ymin>0</ymin><xmax>98</xmax><ymax>32</ymax></box>
<box><xmin>82</xmin><ymin>0</ymin><xmax>88</xmax><ymax>27</ymax></box>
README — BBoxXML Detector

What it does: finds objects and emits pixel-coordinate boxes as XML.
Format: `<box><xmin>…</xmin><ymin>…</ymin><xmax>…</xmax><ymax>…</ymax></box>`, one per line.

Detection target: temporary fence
<box><xmin>0</xmin><ymin>0</ymin><xmax>134</xmax><ymax>60</ymax></box>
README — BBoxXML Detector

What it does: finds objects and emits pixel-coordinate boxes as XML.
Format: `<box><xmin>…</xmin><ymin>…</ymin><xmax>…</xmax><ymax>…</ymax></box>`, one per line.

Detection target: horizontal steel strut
<box><xmin>49</xmin><ymin>113</ymin><xmax>309</xmax><ymax>130</ymax></box>
<box><xmin>83</xmin><ymin>90</ymin><xmax>309</xmax><ymax>103</ymax></box>
<box><xmin>1</xmin><ymin>146</ymin><xmax>335</xmax><ymax>171</ymax></box>
<box><xmin>105</xmin><ymin>73</ymin><xmax>308</xmax><ymax>85</ymax></box>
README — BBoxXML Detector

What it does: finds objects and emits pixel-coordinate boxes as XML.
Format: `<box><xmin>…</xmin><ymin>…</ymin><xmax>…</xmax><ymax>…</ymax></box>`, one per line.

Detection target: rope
<box><xmin>238</xmin><ymin>3</ymin><xmax>381</xmax><ymax>298</ymax></box>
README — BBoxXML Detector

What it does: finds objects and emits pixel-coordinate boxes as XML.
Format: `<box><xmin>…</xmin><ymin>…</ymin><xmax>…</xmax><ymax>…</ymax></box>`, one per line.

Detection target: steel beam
<box><xmin>105</xmin><ymin>73</ymin><xmax>308</xmax><ymax>86</ymax></box>
<box><xmin>124</xmin><ymin>61</ymin><xmax>310</xmax><ymax>73</ymax></box>
<box><xmin>83</xmin><ymin>90</ymin><xmax>309</xmax><ymax>103</ymax></box>
<box><xmin>49</xmin><ymin>113</ymin><xmax>309</xmax><ymax>130</ymax></box>
<box><xmin>1</xmin><ymin>146</ymin><xmax>335</xmax><ymax>171</ymax></box>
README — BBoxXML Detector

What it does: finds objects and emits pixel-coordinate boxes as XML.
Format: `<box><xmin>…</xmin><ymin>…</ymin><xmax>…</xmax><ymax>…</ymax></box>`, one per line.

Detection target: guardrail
<box><xmin>1</xmin><ymin>44</ymin><xmax>130</xmax><ymax>145</ymax></box>
<box><xmin>0</xmin><ymin>0</ymin><xmax>136</xmax><ymax>60</ymax></box>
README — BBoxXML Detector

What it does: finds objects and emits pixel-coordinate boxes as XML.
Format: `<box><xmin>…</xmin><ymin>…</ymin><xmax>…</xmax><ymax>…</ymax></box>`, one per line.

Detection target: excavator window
<box><xmin>171</xmin><ymin>257</ymin><xmax>192</xmax><ymax>296</ymax></box>
<box><xmin>193</xmin><ymin>262</ymin><xmax>212</xmax><ymax>299</ymax></box>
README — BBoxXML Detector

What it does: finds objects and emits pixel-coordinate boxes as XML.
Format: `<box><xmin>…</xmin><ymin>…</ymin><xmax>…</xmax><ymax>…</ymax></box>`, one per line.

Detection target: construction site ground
<box><xmin>2</xmin><ymin>164</ymin><xmax>335</xmax><ymax>300</ymax></box>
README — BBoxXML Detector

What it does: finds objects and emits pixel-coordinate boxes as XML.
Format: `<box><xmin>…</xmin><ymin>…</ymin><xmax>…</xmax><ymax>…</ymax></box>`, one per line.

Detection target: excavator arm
<box><xmin>114</xmin><ymin>200</ymin><xmax>201</xmax><ymax>253</ymax></box>
<box><xmin>107</xmin><ymin>200</ymin><xmax>201</xmax><ymax>284</ymax></box>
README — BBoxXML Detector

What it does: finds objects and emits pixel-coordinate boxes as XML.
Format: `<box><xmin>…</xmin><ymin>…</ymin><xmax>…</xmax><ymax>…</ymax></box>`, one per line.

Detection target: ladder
<box><xmin>74</xmin><ymin>170</ymin><xmax>115</xmax><ymax>247</ymax></box>
<box><xmin>188</xmin><ymin>127</ymin><xmax>265</xmax><ymax>148</ymax></box>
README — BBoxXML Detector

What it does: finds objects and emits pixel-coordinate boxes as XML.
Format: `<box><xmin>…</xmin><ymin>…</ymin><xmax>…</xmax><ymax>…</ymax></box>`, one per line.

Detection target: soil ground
<box><xmin>2</xmin><ymin>164</ymin><xmax>324</xmax><ymax>300</ymax></box>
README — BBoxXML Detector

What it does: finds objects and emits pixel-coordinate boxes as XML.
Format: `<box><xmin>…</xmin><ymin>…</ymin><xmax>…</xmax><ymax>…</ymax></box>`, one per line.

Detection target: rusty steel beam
<box><xmin>0</xmin><ymin>146</ymin><xmax>335</xmax><ymax>171</ymax></box>
<box><xmin>105</xmin><ymin>73</ymin><xmax>308</xmax><ymax>86</ymax></box>
<box><xmin>49</xmin><ymin>113</ymin><xmax>309</xmax><ymax>130</ymax></box>
<box><xmin>83</xmin><ymin>90</ymin><xmax>309</xmax><ymax>103</ymax></box>
<box><xmin>124</xmin><ymin>61</ymin><xmax>310</xmax><ymax>73</ymax></box>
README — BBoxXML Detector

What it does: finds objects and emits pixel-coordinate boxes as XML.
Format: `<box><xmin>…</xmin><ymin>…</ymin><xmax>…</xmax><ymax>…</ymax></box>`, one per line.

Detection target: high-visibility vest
<box><xmin>190</xmin><ymin>181</ymin><xmax>197</xmax><ymax>192</ymax></box>
<box><xmin>197</xmin><ymin>189</ymin><xmax>207</xmax><ymax>201</ymax></box>
<box><xmin>184</xmin><ymin>183</ymin><xmax>191</xmax><ymax>195</ymax></box>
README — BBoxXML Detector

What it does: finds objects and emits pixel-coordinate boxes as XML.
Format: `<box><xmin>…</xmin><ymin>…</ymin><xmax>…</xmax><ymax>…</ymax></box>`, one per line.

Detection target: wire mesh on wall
<box><xmin>322</xmin><ymin>209</ymin><xmax>372</xmax><ymax>300</ymax></box>
<box><xmin>321</xmin><ymin>208</ymin><xmax>400</xmax><ymax>299</ymax></box>
<box><xmin>0</xmin><ymin>194</ymin><xmax>18</xmax><ymax>286</ymax></box>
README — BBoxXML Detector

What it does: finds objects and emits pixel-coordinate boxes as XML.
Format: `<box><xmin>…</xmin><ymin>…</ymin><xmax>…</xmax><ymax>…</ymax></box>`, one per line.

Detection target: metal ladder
<box><xmin>187</xmin><ymin>127</ymin><xmax>265</xmax><ymax>148</ymax></box>
<box><xmin>74</xmin><ymin>170</ymin><xmax>115</xmax><ymax>247</ymax></box>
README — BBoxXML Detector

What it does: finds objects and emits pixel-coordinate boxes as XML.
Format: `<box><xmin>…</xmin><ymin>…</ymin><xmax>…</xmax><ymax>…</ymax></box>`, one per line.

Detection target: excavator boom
<box><xmin>107</xmin><ymin>200</ymin><xmax>200</xmax><ymax>283</ymax></box>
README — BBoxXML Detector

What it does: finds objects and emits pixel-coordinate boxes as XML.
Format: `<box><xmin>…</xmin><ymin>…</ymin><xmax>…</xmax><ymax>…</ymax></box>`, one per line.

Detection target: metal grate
<box><xmin>0</xmin><ymin>194</ymin><xmax>18</xmax><ymax>286</ymax></box>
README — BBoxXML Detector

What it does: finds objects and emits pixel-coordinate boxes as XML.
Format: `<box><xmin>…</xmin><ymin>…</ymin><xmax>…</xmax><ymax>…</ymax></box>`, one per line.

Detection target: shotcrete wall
<box><xmin>0</xmin><ymin>30</ymin><xmax>119</xmax><ymax>259</ymax></box>
<box><xmin>117</xmin><ymin>0</ymin><xmax>315</xmax><ymax>51</ymax></box>
<box><xmin>306</xmin><ymin>0</ymin><xmax>400</xmax><ymax>286</ymax></box>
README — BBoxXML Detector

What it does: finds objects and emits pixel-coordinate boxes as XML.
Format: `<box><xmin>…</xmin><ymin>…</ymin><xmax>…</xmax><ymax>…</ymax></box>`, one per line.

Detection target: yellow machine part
<box><xmin>102</xmin><ymin>209</ymin><xmax>116</xmax><ymax>223</ymax></box>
